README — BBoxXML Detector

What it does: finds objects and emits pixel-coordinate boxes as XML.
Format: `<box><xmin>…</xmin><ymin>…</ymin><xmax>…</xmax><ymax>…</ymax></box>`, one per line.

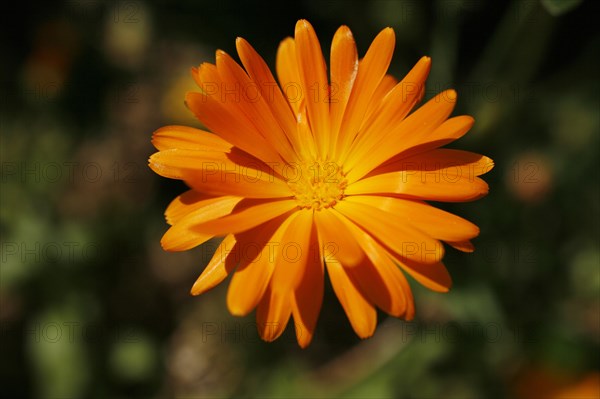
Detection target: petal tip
<box><xmin>358</xmin><ymin>329</ymin><xmax>376</xmax><ymax>339</ymax></box>
<box><xmin>227</xmin><ymin>296</ymin><xmax>253</xmax><ymax>317</ymax></box>
<box><xmin>296</xmin><ymin>19</ymin><xmax>310</xmax><ymax>28</ymax></box>
<box><xmin>296</xmin><ymin>331</ymin><xmax>313</xmax><ymax>348</ymax></box>
<box><xmin>227</xmin><ymin>305</ymin><xmax>249</xmax><ymax>317</ymax></box>
<box><xmin>235</xmin><ymin>37</ymin><xmax>250</xmax><ymax>51</ymax></box>
<box><xmin>447</xmin><ymin>89</ymin><xmax>458</xmax><ymax>102</ymax></box>
<box><xmin>159</xmin><ymin>237</ymin><xmax>176</xmax><ymax>252</ymax></box>
<box><xmin>190</xmin><ymin>285</ymin><xmax>201</xmax><ymax>296</ymax></box>
<box><xmin>215</xmin><ymin>49</ymin><xmax>228</xmax><ymax>59</ymax></box>
<box><xmin>379</xmin><ymin>27</ymin><xmax>396</xmax><ymax>40</ymax></box>
<box><xmin>190</xmin><ymin>277</ymin><xmax>209</xmax><ymax>296</ymax></box>
<box><xmin>483</xmin><ymin>158</ymin><xmax>495</xmax><ymax>173</ymax></box>
<box><xmin>336</xmin><ymin>25</ymin><xmax>352</xmax><ymax>37</ymax></box>
<box><xmin>280</xmin><ymin>36</ymin><xmax>294</xmax><ymax>46</ymax></box>
<box><xmin>295</xmin><ymin>19</ymin><xmax>317</xmax><ymax>37</ymax></box>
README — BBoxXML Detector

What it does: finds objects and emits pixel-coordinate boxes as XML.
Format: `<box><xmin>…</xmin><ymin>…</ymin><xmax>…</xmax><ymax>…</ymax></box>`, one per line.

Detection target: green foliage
<box><xmin>541</xmin><ymin>0</ymin><xmax>584</xmax><ymax>15</ymax></box>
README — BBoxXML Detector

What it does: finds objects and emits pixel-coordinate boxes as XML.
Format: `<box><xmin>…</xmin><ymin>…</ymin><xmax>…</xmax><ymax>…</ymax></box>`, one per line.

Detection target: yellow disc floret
<box><xmin>287</xmin><ymin>160</ymin><xmax>347</xmax><ymax>210</ymax></box>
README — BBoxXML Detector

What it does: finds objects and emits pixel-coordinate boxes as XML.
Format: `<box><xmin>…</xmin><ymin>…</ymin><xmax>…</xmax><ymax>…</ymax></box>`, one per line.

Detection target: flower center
<box><xmin>287</xmin><ymin>161</ymin><xmax>347</xmax><ymax>210</ymax></box>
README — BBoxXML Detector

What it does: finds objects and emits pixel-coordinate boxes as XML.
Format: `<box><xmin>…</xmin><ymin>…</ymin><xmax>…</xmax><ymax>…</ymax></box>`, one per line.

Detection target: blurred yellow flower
<box><xmin>149</xmin><ymin>20</ymin><xmax>493</xmax><ymax>347</ymax></box>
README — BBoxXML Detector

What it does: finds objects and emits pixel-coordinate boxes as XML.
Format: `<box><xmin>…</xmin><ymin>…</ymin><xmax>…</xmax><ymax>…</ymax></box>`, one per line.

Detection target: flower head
<box><xmin>149</xmin><ymin>20</ymin><xmax>493</xmax><ymax>347</ymax></box>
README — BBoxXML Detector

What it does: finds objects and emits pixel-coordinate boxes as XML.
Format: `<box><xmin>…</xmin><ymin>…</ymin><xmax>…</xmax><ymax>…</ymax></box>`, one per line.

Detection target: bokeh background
<box><xmin>1</xmin><ymin>0</ymin><xmax>599</xmax><ymax>398</ymax></box>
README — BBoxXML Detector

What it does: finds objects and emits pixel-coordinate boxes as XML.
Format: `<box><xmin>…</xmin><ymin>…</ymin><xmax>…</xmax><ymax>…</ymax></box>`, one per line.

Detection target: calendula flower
<box><xmin>149</xmin><ymin>20</ymin><xmax>493</xmax><ymax>347</ymax></box>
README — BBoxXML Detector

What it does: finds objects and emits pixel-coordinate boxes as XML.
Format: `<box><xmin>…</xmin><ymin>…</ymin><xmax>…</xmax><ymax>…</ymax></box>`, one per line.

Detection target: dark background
<box><xmin>1</xmin><ymin>0</ymin><xmax>599</xmax><ymax>398</ymax></box>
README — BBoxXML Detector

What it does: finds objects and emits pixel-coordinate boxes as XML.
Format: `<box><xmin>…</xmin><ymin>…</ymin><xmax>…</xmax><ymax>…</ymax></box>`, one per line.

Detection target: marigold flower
<box><xmin>149</xmin><ymin>19</ymin><xmax>493</xmax><ymax>347</ymax></box>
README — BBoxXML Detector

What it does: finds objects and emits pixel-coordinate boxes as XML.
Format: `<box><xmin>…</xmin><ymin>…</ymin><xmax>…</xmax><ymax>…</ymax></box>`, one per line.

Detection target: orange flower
<box><xmin>149</xmin><ymin>20</ymin><xmax>493</xmax><ymax>347</ymax></box>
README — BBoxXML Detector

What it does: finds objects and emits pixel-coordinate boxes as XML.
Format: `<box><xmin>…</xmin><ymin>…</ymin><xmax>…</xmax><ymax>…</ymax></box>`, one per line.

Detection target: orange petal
<box><xmin>346</xmin><ymin>195</ymin><xmax>480</xmax><ymax>243</ymax></box>
<box><xmin>396</xmin><ymin>115</ymin><xmax>475</xmax><ymax>159</ymax></box>
<box><xmin>235</xmin><ymin>37</ymin><xmax>299</xmax><ymax>155</ymax></box>
<box><xmin>191</xmin><ymin>234</ymin><xmax>238</xmax><ymax>295</ymax></box>
<box><xmin>395</xmin><ymin>257</ymin><xmax>452</xmax><ymax>293</ymax></box>
<box><xmin>335</xmin><ymin>199</ymin><xmax>444</xmax><ymax>264</ymax></box>
<box><xmin>256</xmin><ymin>285</ymin><xmax>292</xmax><ymax>342</ymax></box>
<box><xmin>151</xmin><ymin>125</ymin><xmax>232</xmax><ymax>152</ymax></box>
<box><xmin>291</xmin><ymin>223</ymin><xmax>323</xmax><ymax>348</ymax></box>
<box><xmin>337</xmin><ymin>218</ymin><xmax>413</xmax><ymax>318</ymax></box>
<box><xmin>193</xmin><ymin>199</ymin><xmax>297</xmax><ymax>236</ymax></box>
<box><xmin>329</xmin><ymin>25</ymin><xmax>358</xmax><ymax>153</ymax></box>
<box><xmin>295</xmin><ymin>108</ymin><xmax>318</xmax><ymax>160</ymax></box>
<box><xmin>215</xmin><ymin>50</ymin><xmax>297</xmax><ymax>161</ymax></box>
<box><xmin>347</xmin><ymin>260</ymin><xmax>406</xmax><ymax>318</ymax></box>
<box><xmin>164</xmin><ymin>190</ymin><xmax>211</xmax><ymax>225</ymax></box>
<box><xmin>149</xmin><ymin>148</ymin><xmax>291</xmax><ymax>198</ymax></box>
<box><xmin>346</xmin><ymin>89</ymin><xmax>457</xmax><ymax>182</ymax></box>
<box><xmin>360</xmin><ymin>239</ymin><xmax>416</xmax><ymax>320</ymax></box>
<box><xmin>372</xmin><ymin>149</ymin><xmax>495</xmax><ymax>178</ymax></box>
<box><xmin>161</xmin><ymin>230</ymin><xmax>212</xmax><ymax>253</ymax></box>
<box><xmin>270</xmin><ymin>210</ymin><xmax>315</xmax><ymax>292</ymax></box>
<box><xmin>326</xmin><ymin>259</ymin><xmax>376</xmax><ymax>338</ymax></box>
<box><xmin>345</xmin><ymin>170</ymin><xmax>490</xmax><ymax>202</ymax></box>
<box><xmin>336</xmin><ymin>27</ymin><xmax>396</xmax><ymax>160</ymax></box>
<box><xmin>363</xmin><ymin>74</ymin><xmax>398</xmax><ymax>121</ymax></box>
<box><xmin>256</xmin><ymin>210</ymin><xmax>313</xmax><ymax>342</ymax></box>
<box><xmin>185</xmin><ymin>91</ymin><xmax>281</xmax><ymax>165</ymax></box>
<box><xmin>226</xmin><ymin>214</ymin><xmax>293</xmax><ymax>316</ymax></box>
<box><xmin>347</xmin><ymin>57</ymin><xmax>431</xmax><ymax>165</ymax></box>
<box><xmin>365</xmin><ymin>56</ymin><xmax>431</xmax><ymax>136</ymax></box>
<box><xmin>447</xmin><ymin>240</ymin><xmax>475</xmax><ymax>253</ymax></box>
<box><xmin>276</xmin><ymin>37</ymin><xmax>303</xmax><ymax>115</ymax></box>
<box><xmin>295</xmin><ymin>20</ymin><xmax>330</xmax><ymax>156</ymax></box>
<box><xmin>161</xmin><ymin>196</ymin><xmax>243</xmax><ymax>251</ymax></box>
<box><xmin>314</xmin><ymin>209</ymin><xmax>365</xmax><ymax>267</ymax></box>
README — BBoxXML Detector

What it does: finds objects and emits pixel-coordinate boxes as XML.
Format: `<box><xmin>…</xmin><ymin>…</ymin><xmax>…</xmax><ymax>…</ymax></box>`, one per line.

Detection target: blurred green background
<box><xmin>1</xmin><ymin>0</ymin><xmax>599</xmax><ymax>398</ymax></box>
